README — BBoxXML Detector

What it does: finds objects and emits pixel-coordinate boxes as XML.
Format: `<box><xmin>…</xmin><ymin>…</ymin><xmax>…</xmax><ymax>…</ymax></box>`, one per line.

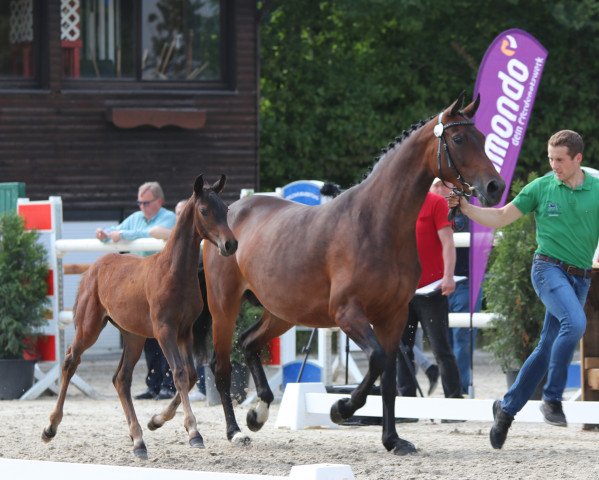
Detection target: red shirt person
<box><xmin>397</xmin><ymin>191</ymin><xmax>462</xmax><ymax>400</ymax></box>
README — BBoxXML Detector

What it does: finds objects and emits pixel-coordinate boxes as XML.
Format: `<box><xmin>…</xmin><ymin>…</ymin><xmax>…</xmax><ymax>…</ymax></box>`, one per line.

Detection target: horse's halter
<box><xmin>433</xmin><ymin>111</ymin><xmax>475</xmax><ymax>197</ymax></box>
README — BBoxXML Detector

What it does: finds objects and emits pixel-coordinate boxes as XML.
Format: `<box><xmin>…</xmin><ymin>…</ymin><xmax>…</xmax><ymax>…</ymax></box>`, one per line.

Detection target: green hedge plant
<box><xmin>483</xmin><ymin>175</ymin><xmax>546</xmax><ymax>372</ymax></box>
<box><xmin>0</xmin><ymin>213</ymin><xmax>49</xmax><ymax>359</ymax></box>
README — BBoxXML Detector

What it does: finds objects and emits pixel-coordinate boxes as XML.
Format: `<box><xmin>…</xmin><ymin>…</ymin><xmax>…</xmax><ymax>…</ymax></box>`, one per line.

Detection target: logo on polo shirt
<box><xmin>546</xmin><ymin>201</ymin><xmax>560</xmax><ymax>217</ymax></box>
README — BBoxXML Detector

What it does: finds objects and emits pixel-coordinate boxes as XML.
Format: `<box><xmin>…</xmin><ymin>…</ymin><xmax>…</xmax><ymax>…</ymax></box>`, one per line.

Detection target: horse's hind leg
<box><xmin>42</xmin><ymin>289</ymin><xmax>106</xmax><ymax>442</ymax></box>
<box><xmin>112</xmin><ymin>332</ymin><xmax>148</xmax><ymax>458</ymax></box>
<box><xmin>242</xmin><ymin>310</ymin><xmax>293</xmax><ymax>432</ymax></box>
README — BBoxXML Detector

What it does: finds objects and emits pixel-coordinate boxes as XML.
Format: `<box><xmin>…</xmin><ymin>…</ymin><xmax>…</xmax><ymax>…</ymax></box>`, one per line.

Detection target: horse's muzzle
<box><xmin>219</xmin><ymin>239</ymin><xmax>238</xmax><ymax>257</ymax></box>
<box><xmin>478</xmin><ymin>178</ymin><xmax>505</xmax><ymax>207</ymax></box>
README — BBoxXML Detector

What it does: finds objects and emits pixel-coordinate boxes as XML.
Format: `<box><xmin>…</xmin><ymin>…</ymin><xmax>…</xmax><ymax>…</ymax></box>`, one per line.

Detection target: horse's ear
<box><xmin>212</xmin><ymin>174</ymin><xmax>226</xmax><ymax>194</ymax></box>
<box><xmin>462</xmin><ymin>94</ymin><xmax>480</xmax><ymax>119</ymax></box>
<box><xmin>194</xmin><ymin>175</ymin><xmax>205</xmax><ymax>196</ymax></box>
<box><xmin>449</xmin><ymin>91</ymin><xmax>466</xmax><ymax>116</ymax></box>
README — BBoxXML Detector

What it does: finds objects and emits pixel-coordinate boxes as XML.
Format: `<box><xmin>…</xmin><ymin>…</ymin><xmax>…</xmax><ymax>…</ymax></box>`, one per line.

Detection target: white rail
<box><xmin>0</xmin><ymin>459</ymin><xmax>354</xmax><ymax>480</ymax></box>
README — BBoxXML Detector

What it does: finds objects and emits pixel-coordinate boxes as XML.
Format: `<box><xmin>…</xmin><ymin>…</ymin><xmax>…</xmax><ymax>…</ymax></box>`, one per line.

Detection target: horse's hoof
<box><xmin>133</xmin><ymin>447</ymin><xmax>148</xmax><ymax>460</ymax></box>
<box><xmin>41</xmin><ymin>426</ymin><xmax>56</xmax><ymax>443</ymax></box>
<box><xmin>330</xmin><ymin>398</ymin><xmax>352</xmax><ymax>424</ymax></box>
<box><xmin>231</xmin><ymin>432</ymin><xmax>251</xmax><ymax>446</ymax></box>
<box><xmin>189</xmin><ymin>434</ymin><xmax>205</xmax><ymax>449</ymax></box>
<box><xmin>247</xmin><ymin>409</ymin><xmax>264</xmax><ymax>432</ymax></box>
<box><xmin>147</xmin><ymin>416</ymin><xmax>161</xmax><ymax>431</ymax></box>
<box><xmin>392</xmin><ymin>439</ymin><xmax>417</xmax><ymax>456</ymax></box>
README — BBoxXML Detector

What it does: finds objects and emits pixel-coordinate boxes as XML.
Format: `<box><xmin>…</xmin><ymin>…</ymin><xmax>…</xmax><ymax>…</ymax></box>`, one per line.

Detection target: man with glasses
<box><xmin>96</xmin><ymin>181</ymin><xmax>177</xmax><ymax>400</ymax></box>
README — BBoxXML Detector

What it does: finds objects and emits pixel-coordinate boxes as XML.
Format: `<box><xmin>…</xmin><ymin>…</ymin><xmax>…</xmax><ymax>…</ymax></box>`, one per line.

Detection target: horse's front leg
<box><xmin>151</xmin><ymin>333</ymin><xmax>204</xmax><ymax>448</ymax></box>
<box><xmin>242</xmin><ymin>310</ymin><xmax>292</xmax><ymax>432</ymax></box>
<box><xmin>112</xmin><ymin>333</ymin><xmax>148</xmax><ymax>458</ymax></box>
<box><xmin>212</xmin><ymin>351</ymin><xmax>250</xmax><ymax>445</ymax></box>
<box><xmin>329</xmin><ymin>303</ymin><xmax>417</xmax><ymax>455</ymax></box>
<box><xmin>379</xmin><ymin>343</ymin><xmax>417</xmax><ymax>455</ymax></box>
<box><xmin>328</xmin><ymin>304</ymin><xmax>384</xmax><ymax>423</ymax></box>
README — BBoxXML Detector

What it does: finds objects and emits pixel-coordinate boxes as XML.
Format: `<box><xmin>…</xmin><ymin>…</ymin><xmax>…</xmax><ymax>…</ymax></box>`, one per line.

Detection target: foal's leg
<box><xmin>42</xmin><ymin>290</ymin><xmax>106</xmax><ymax>443</ymax></box>
<box><xmin>148</xmin><ymin>336</ymin><xmax>198</xmax><ymax>428</ymax></box>
<box><xmin>241</xmin><ymin>310</ymin><xmax>293</xmax><ymax>432</ymax></box>
<box><xmin>112</xmin><ymin>332</ymin><xmax>147</xmax><ymax>458</ymax></box>
<box><xmin>152</xmin><ymin>332</ymin><xmax>204</xmax><ymax>448</ymax></box>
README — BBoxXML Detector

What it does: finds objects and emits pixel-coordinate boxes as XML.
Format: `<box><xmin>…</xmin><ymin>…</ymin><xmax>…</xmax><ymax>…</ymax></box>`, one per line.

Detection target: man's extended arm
<box><xmin>450</xmin><ymin>196</ymin><xmax>523</xmax><ymax>229</ymax></box>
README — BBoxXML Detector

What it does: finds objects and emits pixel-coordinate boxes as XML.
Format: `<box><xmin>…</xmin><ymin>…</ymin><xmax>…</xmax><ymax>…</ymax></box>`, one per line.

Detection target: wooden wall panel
<box><xmin>0</xmin><ymin>0</ymin><xmax>259</xmax><ymax>220</ymax></box>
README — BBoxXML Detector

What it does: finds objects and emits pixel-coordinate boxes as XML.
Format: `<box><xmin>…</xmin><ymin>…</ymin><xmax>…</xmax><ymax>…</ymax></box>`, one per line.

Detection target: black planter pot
<box><xmin>0</xmin><ymin>358</ymin><xmax>36</xmax><ymax>400</ymax></box>
<box><xmin>505</xmin><ymin>369</ymin><xmax>546</xmax><ymax>401</ymax></box>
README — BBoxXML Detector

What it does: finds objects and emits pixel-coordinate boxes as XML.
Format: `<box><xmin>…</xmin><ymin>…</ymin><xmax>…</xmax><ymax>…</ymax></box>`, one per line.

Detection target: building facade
<box><xmin>0</xmin><ymin>0</ymin><xmax>259</xmax><ymax>220</ymax></box>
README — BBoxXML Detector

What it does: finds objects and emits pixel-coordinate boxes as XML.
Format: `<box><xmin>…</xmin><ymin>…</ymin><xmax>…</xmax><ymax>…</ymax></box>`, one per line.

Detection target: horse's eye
<box><xmin>200</xmin><ymin>208</ymin><xmax>209</xmax><ymax>217</ymax></box>
<box><xmin>452</xmin><ymin>135</ymin><xmax>464</xmax><ymax>145</ymax></box>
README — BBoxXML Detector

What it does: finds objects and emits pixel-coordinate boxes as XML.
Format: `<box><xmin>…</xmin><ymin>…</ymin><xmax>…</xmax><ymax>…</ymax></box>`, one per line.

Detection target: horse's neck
<box><xmin>160</xmin><ymin>207</ymin><xmax>201</xmax><ymax>274</ymax></box>
<box><xmin>356</xmin><ymin>133</ymin><xmax>435</xmax><ymax>238</ymax></box>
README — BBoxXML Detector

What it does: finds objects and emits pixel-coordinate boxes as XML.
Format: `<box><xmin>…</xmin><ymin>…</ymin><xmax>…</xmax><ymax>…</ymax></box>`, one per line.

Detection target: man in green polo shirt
<box><xmin>448</xmin><ymin>129</ymin><xmax>599</xmax><ymax>449</ymax></box>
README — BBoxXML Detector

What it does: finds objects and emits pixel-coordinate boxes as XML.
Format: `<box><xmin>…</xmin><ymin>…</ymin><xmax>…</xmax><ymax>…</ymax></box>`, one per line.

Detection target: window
<box><xmin>0</xmin><ymin>0</ymin><xmax>39</xmax><ymax>81</ymax></box>
<box><xmin>63</xmin><ymin>0</ymin><xmax>224</xmax><ymax>84</ymax></box>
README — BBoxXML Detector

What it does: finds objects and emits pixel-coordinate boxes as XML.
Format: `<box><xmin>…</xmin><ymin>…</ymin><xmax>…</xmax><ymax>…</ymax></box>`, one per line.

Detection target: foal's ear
<box><xmin>194</xmin><ymin>175</ymin><xmax>205</xmax><ymax>196</ymax></box>
<box><xmin>212</xmin><ymin>174</ymin><xmax>226</xmax><ymax>194</ymax></box>
<box><xmin>462</xmin><ymin>94</ymin><xmax>480</xmax><ymax>119</ymax></box>
<box><xmin>449</xmin><ymin>91</ymin><xmax>466</xmax><ymax>116</ymax></box>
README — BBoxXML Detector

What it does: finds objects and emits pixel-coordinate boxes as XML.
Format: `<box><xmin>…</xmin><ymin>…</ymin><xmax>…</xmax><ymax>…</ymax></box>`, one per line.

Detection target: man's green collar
<box><xmin>553</xmin><ymin>170</ymin><xmax>591</xmax><ymax>190</ymax></box>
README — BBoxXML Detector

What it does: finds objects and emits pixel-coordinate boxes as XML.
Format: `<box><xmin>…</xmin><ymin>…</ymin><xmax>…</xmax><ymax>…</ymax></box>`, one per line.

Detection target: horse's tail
<box><xmin>192</xmin><ymin>267</ymin><xmax>212</xmax><ymax>363</ymax></box>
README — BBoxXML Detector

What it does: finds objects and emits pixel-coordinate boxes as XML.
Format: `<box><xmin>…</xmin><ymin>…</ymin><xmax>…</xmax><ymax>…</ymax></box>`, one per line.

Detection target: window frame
<box><xmin>61</xmin><ymin>0</ymin><xmax>234</xmax><ymax>92</ymax></box>
<box><xmin>0</xmin><ymin>0</ymin><xmax>44</xmax><ymax>90</ymax></box>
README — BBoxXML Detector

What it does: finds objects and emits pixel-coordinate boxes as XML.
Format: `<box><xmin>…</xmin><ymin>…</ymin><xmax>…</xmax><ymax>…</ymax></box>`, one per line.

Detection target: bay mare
<box><xmin>42</xmin><ymin>175</ymin><xmax>237</xmax><ymax>459</ymax></box>
<box><xmin>202</xmin><ymin>93</ymin><xmax>506</xmax><ymax>455</ymax></box>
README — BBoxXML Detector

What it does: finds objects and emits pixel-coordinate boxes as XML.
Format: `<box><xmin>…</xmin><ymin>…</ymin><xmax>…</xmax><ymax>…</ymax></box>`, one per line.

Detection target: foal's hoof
<box><xmin>147</xmin><ymin>416</ymin><xmax>162</xmax><ymax>431</ymax></box>
<box><xmin>133</xmin><ymin>440</ymin><xmax>148</xmax><ymax>459</ymax></box>
<box><xmin>189</xmin><ymin>434</ymin><xmax>205</xmax><ymax>449</ymax></box>
<box><xmin>247</xmin><ymin>409</ymin><xmax>264</xmax><ymax>432</ymax></box>
<box><xmin>133</xmin><ymin>446</ymin><xmax>148</xmax><ymax>460</ymax></box>
<box><xmin>231</xmin><ymin>432</ymin><xmax>251</xmax><ymax>446</ymax></box>
<box><xmin>330</xmin><ymin>398</ymin><xmax>352</xmax><ymax>424</ymax></box>
<box><xmin>41</xmin><ymin>426</ymin><xmax>56</xmax><ymax>443</ymax></box>
<box><xmin>392</xmin><ymin>439</ymin><xmax>417</xmax><ymax>456</ymax></box>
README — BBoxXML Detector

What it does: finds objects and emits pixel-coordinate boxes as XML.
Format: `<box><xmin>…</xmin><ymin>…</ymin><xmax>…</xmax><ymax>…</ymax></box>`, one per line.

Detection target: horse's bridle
<box><xmin>433</xmin><ymin>111</ymin><xmax>475</xmax><ymax>198</ymax></box>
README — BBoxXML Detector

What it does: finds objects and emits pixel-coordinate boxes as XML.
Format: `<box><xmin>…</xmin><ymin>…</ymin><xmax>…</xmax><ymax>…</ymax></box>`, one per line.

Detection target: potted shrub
<box><xmin>483</xmin><ymin>175</ymin><xmax>546</xmax><ymax>398</ymax></box>
<box><xmin>0</xmin><ymin>212</ymin><xmax>49</xmax><ymax>399</ymax></box>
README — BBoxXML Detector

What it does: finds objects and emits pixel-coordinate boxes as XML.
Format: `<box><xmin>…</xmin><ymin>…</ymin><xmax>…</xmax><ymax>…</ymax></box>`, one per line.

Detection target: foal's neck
<box><xmin>161</xmin><ymin>203</ymin><xmax>202</xmax><ymax>274</ymax></box>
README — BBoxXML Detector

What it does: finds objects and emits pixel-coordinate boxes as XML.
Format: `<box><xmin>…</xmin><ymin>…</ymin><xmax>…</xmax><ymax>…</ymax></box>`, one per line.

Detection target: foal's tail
<box><xmin>71</xmin><ymin>268</ymin><xmax>94</xmax><ymax>330</ymax></box>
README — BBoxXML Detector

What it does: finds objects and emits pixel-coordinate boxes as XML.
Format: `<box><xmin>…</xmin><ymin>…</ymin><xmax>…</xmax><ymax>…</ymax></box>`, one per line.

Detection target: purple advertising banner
<box><xmin>469</xmin><ymin>29</ymin><xmax>548</xmax><ymax>312</ymax></box>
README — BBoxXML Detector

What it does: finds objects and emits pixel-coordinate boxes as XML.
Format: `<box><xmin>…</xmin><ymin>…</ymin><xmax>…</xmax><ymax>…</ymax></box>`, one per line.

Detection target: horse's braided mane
<box><xmin>362</xmin><ymin>115</ymin><xmax>433</xmax><ymax>180</ymax></box>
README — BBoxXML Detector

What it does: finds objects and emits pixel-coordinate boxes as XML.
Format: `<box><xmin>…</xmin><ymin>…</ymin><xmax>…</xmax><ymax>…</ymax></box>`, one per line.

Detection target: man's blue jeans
<box><xmin>448</xmin><ymin>282</ymin><xmax>482</xmax><ymax>394</ymax></box>
<box><xmin>501</xmin><ymin>256</ymin><xmax>591</xmax><ymax>416</ymax></box>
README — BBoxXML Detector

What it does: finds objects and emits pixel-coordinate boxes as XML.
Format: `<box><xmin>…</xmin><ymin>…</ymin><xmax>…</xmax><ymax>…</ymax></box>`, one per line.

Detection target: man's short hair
<box><xmin>548</xmin><ymin>130</ymin><xmax>584</xmax><ymax>157</ymax></box>
<box><xmin>138</xmin><ymin>182</ymin><xmax>165</xmax><ymax>200</ymax></box>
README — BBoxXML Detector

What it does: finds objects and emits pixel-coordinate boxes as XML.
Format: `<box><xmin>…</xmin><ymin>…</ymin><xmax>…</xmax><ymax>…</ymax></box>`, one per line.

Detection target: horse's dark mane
<box><xmin>363</xmin><ymin>115</ymin><xmax>434</xmax><ymax>181</ymax></box>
